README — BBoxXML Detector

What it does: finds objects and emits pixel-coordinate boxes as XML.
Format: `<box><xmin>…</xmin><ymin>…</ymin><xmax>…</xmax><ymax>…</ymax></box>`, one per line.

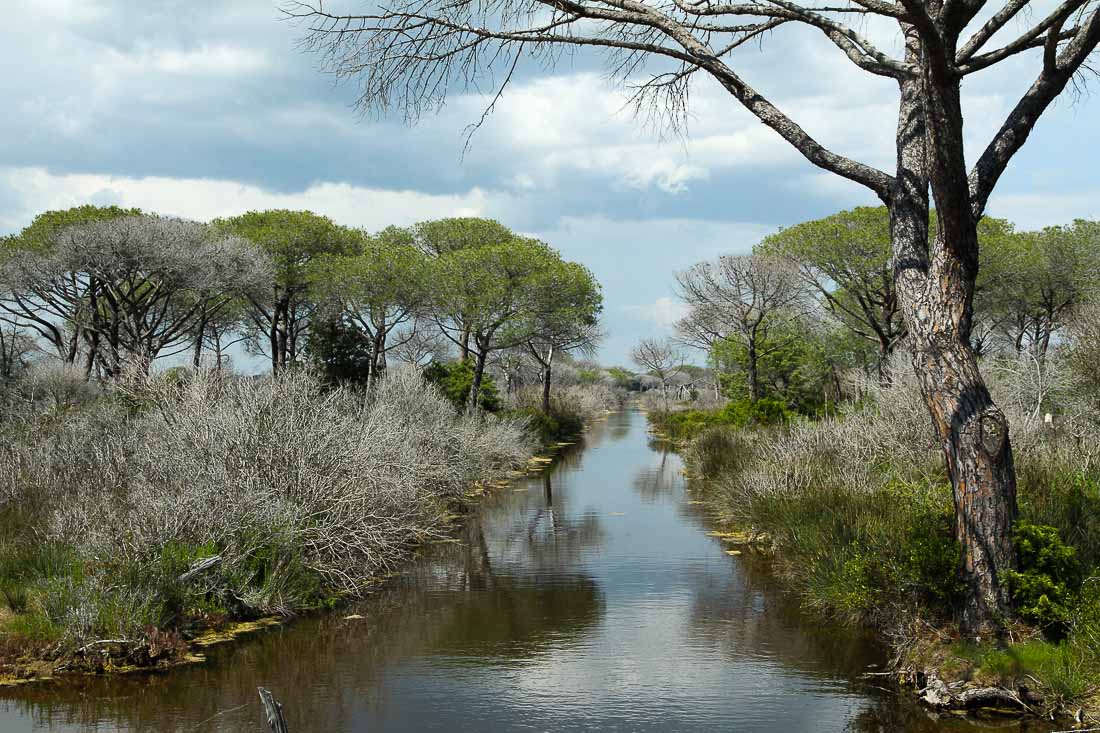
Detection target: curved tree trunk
<box><xmin>890</xmin><ymin>44</ymin><xmax>1017</xmax><ymax>634</ymax></box>
<box><xmin>901</xmin><ymin>256</ymin><xmax>1017</xmax><ymax>633</ymax></box>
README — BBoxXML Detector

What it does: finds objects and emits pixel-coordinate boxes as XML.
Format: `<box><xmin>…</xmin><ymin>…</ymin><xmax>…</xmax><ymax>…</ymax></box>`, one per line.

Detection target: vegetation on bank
<box><xmin>0</xmin><ymin>367</ymin><xmax>533</xmax><ymax>670</ymax></box>
<box><xmin>630</xmin><ymin>207</ymin><xmax>1100</xmax><ymax>717</ymax></box>
<box><xmin>650</xmin><ymin>353</ymin><xmax>1100</xmax><ymax>714</ymax></box>
<box><xmin>0</xmin><ymin>205</ymin><xmax>624</xmax><ymax>677</ymax></box>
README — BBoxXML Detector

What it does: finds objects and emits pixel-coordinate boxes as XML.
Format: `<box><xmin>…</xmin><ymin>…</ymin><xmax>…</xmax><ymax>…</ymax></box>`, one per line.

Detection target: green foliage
<box><xmin>3</xmin><ymin>204</ymin><xmax>143</xmax><ymax>256</ymax></box>
<box><xmin>717</xmin><ymin>397</ymin><xmax>792</xmax><ymax>426</ymax></box>
<box><xmin>1004</xmin><ymin>522</ymin><xmax>1082</xmax><ymax>634</ymax></box>
<box><xmin>423</xmin><ymin>360</ymin><xmax>501</xmax><ymax>412</ymax></box>
<box><xmin>649</xmin><ymin>398</ymin><xmax>791</xmax><ymax>442</ymax></box>
<box><xmin>412</xmin><ymin>217</ymin><xmax>515</xmax><ymax>256</ymax></box>
<box><xmin>214</xmin><ymin>210</ymin><xmax>358</xmax><ymax>285</ymax></box>
<box><xmin>953</xmin><ymin>638</ymin><xmax>1095</xmax><ymax>704</ymax></box>
<box><xmin>306</xmin><ymin>314</ymin><xmax>374</xmax><ymax>387</ymax></box>
<box><xmin>312</xmin><ymin>226</ymin><xmax>429</xmax><ymax>356</ymax></box>
<box><xmin>507</xmin><ymin>406</ymin><xmax>581</xmax><ymax>445</ymax></box>
<box><xmin>606</xmin><ymin>367</ymin><xmax>640</xmax><ymax>391</ymax></box>
<box><xmin>710</xmin><ymin>321</ymin><xmax>856</xmax><ymax>414</ymax></box>
<box><xmin>746</xmin><ymin>483</ymin><xmax>964</xmax><ymax>621</ymax></box>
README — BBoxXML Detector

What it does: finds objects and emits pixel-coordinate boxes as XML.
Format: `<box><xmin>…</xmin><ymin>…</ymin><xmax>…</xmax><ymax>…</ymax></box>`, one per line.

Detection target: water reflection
<box><xmin>0</xmin><ymin>409</ymin><xmax>1065</xmax><ymax>732</ymax></box>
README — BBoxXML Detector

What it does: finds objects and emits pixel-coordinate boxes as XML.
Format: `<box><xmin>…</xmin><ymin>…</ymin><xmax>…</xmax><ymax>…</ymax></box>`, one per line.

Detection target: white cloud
<box><xmin>987</xmin><ymin>190</ymin><xmax>1100</xmax><ymax>231</ymax></box>
<box><xmin>0</xmin><ymin>167</ymin><xmax>520</xmax><ymax>234</ymax></box>
<box><xmin>623</xmin><ymin>297</ymin><xmax>691</xmax><ymax>329</ymax></box>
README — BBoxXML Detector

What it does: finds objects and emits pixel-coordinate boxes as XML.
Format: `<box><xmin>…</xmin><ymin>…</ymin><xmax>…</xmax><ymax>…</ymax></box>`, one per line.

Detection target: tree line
<box><xmin>646</xmin><ymin>207</ymin><xmax>1100</xmax><ymax>416</ymax></box>
<box><xmin>0</xmin><ymin>208</ymin><xmax>602</xmax><ymax>413</ymax></box>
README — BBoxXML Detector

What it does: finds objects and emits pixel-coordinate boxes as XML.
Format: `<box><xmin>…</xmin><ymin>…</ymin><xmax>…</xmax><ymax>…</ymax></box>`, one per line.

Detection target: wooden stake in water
<box><xmin>258</xmin><ymin>687</ymin><xmax>289</xmax><ymax>733</ymax></box>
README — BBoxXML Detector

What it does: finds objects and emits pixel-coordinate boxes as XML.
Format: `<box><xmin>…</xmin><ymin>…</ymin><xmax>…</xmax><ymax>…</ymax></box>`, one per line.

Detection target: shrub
<box><xmin>1004</xmin><ymin>522</ymin><xmax>1082</xmax><ymax>635</ymax></box>
<box><xmin>423</xmin><ymin>360</ymin><xmax>501</xmax><ymax>412</ymax></box>
<box><xmin>684</xmin><ymin>425</ymin><xmax>760</xmax><ymax>478</ymax></box>
<box><xmin>0</xmin><ymin>367</ymin><xmax>530</xmax><ymax>650</ymax></box>
<box><xmin>501</xmin><ymin>382</ymin><xmax>619</xmax><ymax>444</ymax></box>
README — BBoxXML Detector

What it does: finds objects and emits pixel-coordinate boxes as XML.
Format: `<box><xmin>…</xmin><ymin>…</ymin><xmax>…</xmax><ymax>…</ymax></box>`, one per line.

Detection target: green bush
<box><xmin>423</xmin><ymin>360</ymin><xmax>501</xmax><ymax>412</ymax></box>
<box><xmin>305</xmin><ymin>314</ymin><xmax>374</xmax><ymax>387</ymax></box>
<box><xmin>508</xmin><ymin>406</ymin><xmax>585</xmax><ymax>445</ymax></box>
<box><xmin>717</xmin><ymin>397</ymin><xmax>792</xmax><ymax>427</ymax></box>
<box><xmin>1004</xmin><ymin>522</ymin><xmax>1082</xmax><ymax>635</ymax></box>
<box><xmin>1018</xmin><ymin>467</ymin><xmax>1100</xmax><ymax>570</ymax></box>
<box><xmin>649</xmin><ymin>398</ymin><xmax>791</xmax><ymax>443</ymax></box>
<box><xmin>738</xmin><ymin>482</ymin><xmax>963</xmax><ymax>622</ymax></box>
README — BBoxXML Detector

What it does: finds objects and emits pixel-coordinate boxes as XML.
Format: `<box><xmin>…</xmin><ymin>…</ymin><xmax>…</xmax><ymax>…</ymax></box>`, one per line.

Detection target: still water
<box><xmin>0</xmin><ymin>409</ymin><xmax>1057</xmax><ymax>731</ymax></box>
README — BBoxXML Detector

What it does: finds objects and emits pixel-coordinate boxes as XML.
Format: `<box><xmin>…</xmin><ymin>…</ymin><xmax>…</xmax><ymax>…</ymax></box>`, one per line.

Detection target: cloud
<box><xmin>987</xmin><ymin>190</ymin><xmax>1100</xmax><ymax>231</ymax></box>
<box><xmin>0</xmin><ymin>167</ymin><xmax>520</xmax><ymax>234</ymax></box>
<box><xmin>623</xmin><ymin>297</ymin><xmax>691</xmax><ymax>329</ymax></box>
<box><xmin>3</xmin><ymin>0</ymin><xmax>1099</xmax><ymax>368</ymax></box>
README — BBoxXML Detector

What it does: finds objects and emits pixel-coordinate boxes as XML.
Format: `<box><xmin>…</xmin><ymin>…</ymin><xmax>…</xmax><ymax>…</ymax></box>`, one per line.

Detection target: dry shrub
<box><xmin>505</xmin><ymin>382</ymin><xmax>622</xmax><ymax>421</ymax></box>
<box><xmin>1</xmin><ymin>366</ymin><xmax>529</xmax><ymax>644</ymax></box>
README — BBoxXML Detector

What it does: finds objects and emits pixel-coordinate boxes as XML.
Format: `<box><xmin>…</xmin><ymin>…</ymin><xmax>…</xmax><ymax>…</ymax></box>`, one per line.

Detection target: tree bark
<box><xmin>459</xmin><ymin>325</ymin><xmax>471</xmax><ymax>362</ymax></box>
<box><xmin>541</xmin><ymin>345</ymin><xmax>554</xmax><ymax>416</ymax></box>
<box><xmin>890</xmin><ymin>47</ymin><xmax>1017</xmax><ymax>633</ymax></box>
<box><xmin>466</xmin><ymin>349</ymin><xmax>488</xmax><ymax>413</ymax></box>
<box><xmin>746</xmin><ymin>341</ymin><xmax>761</xmax><ymax>402</ymax></box>
<box><xmin>370</xmin><ymin>327</ymin><xmax>387</xmax><ymax>386</ymax></box>
<box><xmin>192</xmin><ymin>313</ymin><xmax>208</xmax><ymax>369</ymax></box>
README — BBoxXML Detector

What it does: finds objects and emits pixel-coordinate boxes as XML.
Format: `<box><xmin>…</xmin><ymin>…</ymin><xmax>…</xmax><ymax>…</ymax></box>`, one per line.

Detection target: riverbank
<box><xmin>0</xmin><ymin>366</ymin><xmax>619</xmax><ymax>687</ymax></box>
<box><xmin>0</xmin><ymin>368</ymin><xmax>529</xmax><ymax>685</ymax></box>
<box><xmin>2</xmin><ymin>408</ymin><xmax>943</xmax><ymax>732</ymax></box>
<box><xmin>646</xmin><ymin>371</ymin><xmax>1100</xmax><ymax>723</ymax></box>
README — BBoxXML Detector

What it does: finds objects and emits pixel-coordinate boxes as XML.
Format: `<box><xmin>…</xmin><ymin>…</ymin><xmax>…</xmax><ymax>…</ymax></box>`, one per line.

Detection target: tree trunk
<box><xmin>459</xmin><ymin>325</ymin><xmax>471</xmax><ymax>362</ymax></box>
<box><xmin>192</xmin><ymin>313</ymin><xmax>208</xmax><ymax>369</ymax></box>
<box><xmin>890</xmin><ymin>46</ymin><xmax>1017</xmax><ymax>635</ymax></box>
<box><xmin>373</xmin><ymin>329</ymin><xmax>387</xmax><ymax>385</ymax></box>
<box><xmin>746</xmin><ymin>342</ymin><xmax>760</xmax><ymax>402</ymax></box>
<box><xmin>275</xmin><ymin>301</ymin><xmax>290</xmax><ymax>373</ymax></box>
<box><xmin>541</xmin><ymin>345</ymin><xmax>554</xmax><ymax>416</ymax></box>
<box><xmin>902</xmin><ymin>254</ymin><xmax>1020</xmax><ymax>629</ymax></box>
<box><xmin>269</xmin><ymin>304</ymin><xmax>281</xmax><ymax>374</ymax></box>
<box><xmin>466</xmin><ymin>349</ymin><xmax>488</xmax><ymax>413</ymax></box>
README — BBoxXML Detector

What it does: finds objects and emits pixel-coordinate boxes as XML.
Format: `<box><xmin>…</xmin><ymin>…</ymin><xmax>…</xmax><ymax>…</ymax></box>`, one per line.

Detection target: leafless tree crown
<box><xmin>289</xmin><ymin>0</ymin><xmax>1099</xmax><ymax>212</ymax></box>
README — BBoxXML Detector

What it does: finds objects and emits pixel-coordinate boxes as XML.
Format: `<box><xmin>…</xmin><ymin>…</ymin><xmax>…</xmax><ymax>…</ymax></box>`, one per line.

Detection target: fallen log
<box><xmin>178</xmin><ymin>555</ymin><xmax>222</xmax><ymax>584</ymax></box>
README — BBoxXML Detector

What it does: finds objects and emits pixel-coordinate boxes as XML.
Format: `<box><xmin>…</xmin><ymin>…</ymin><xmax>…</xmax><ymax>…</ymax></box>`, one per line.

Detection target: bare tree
<box><xmin>631</xmin><ymin>337</ymin><xmax>684</xmax><ymax>411</ymax></box>
<box><xmin>290</xmin><ymin>0</ymin><xmax>1100</xmax><ymax>632</ymax></box>
<box><xmin>0</xmin><ymin>319</ymin><xmax>35</xmax><ymax>381</ymax></box>
<box><xmin>2</xmin><ymin>217</ymin><xmax>270</xmax><ymax>377</ymax></box>
<box><xmin>675</xmin><ymin>254</ymin><xmax>808</xmax><ymax>402</ymax></box>
<box><xmin>390</xmin><ymin>319</ymin><xmax>453</xmax><ymax>367</ymax></box>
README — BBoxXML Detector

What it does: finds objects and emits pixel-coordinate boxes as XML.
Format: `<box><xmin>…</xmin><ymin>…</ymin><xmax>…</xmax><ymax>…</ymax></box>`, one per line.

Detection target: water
<box><xmin>0</xmin><ymin>409</ymin><xmax>1057</xmax><ymax>731</ymax></box>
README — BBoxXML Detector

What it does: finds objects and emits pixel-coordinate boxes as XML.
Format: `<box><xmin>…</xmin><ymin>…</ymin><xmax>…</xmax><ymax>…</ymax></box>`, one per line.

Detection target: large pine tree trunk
<box><xmin>889</xmin><ymin>43</ymin><xmax>1018</xmax><ymax>634</ymax></box>
<box><xmin>899</xmin><ymin>242</ymin><xmax>1018</xmax><ymax>633</ymax></box>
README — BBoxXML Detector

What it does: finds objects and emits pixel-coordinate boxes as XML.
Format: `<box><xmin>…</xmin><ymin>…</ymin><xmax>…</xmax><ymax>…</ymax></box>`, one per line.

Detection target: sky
<box><xmin>3</xmin><ymin>0</ymin><xmax>1099</xmax><ymax>365</ymax></box>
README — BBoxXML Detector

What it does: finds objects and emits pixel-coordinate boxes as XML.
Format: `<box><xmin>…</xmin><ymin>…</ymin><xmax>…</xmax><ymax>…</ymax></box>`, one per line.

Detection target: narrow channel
<box><xmin>0</xmin><ymin>409</ymin><xmax>1046</xmax><ymax>731</ymax></box>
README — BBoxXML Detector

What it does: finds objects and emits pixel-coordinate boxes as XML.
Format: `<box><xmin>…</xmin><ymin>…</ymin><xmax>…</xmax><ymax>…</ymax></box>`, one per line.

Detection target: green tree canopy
<box><xmin>977</xmin><ymin>219</ymin><xmax>1100</xmax><ymax>357</ymax></box>
<box><xmin>412</xmin><ymin>217</ymin><xmax>516</xmax><ymax>257</ymax></box>
<box><xmin>213</xmin><ymin>210</ymin><xmax>359</xmax><ymax>372</ymax></box>
<box><xmin>522</xmin><ymin>259</ymin><xmax>603</xmax><ymax>413</ymax></box>
<box><xmin>313</xmin><ymin>225</ymin><xmax>430</xmax><ymax>384</ymax></box>
<box><xmin>431</xmin><ymin>236</ymin><xmax>577</xmax><ymax>411</ymax></box>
